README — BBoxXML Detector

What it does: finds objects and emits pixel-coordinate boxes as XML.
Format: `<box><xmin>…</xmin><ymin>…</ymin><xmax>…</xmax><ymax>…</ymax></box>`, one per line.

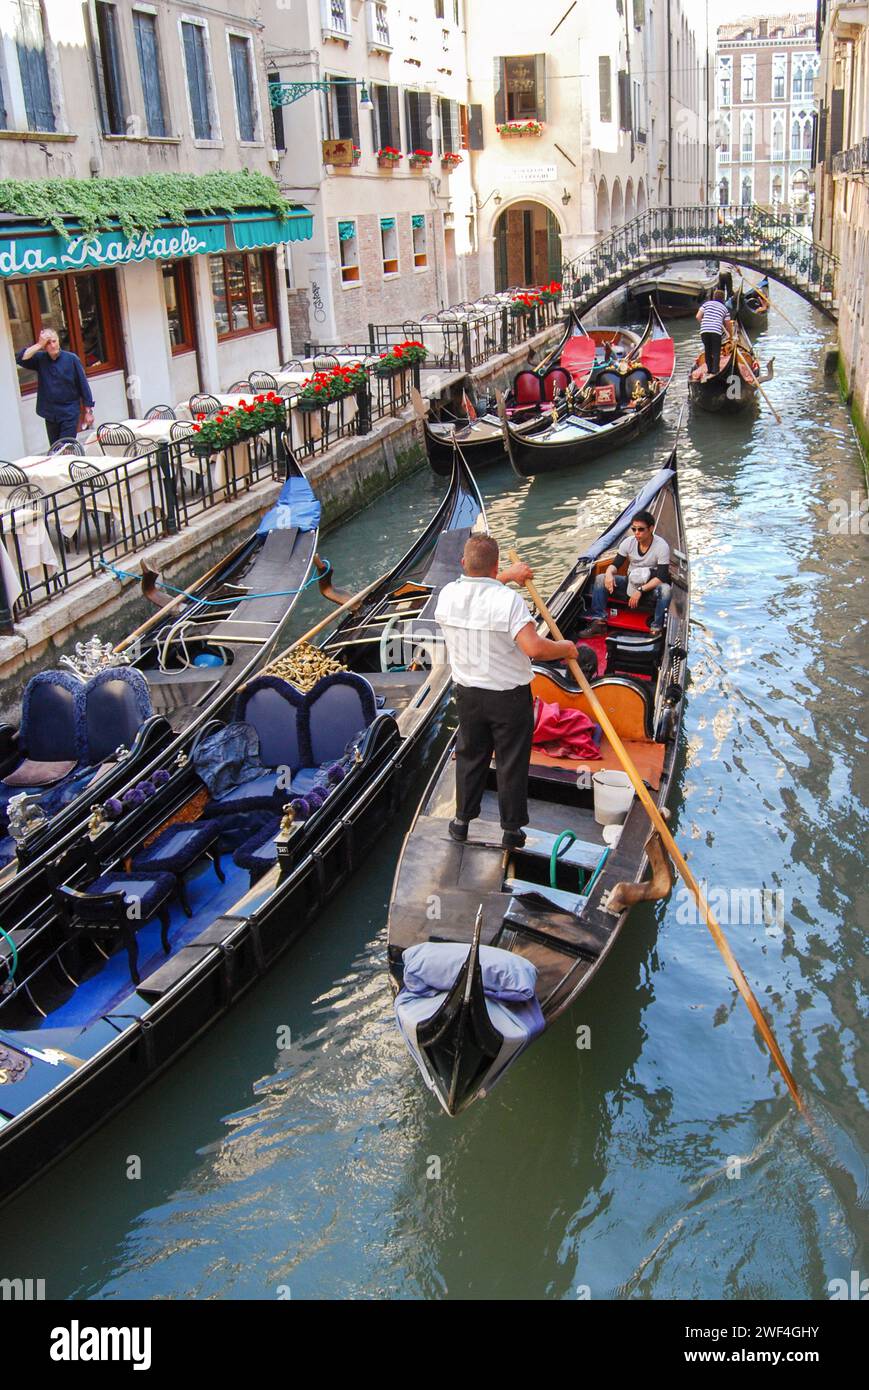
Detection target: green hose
<box><xmin>0</xmin><ymin>924</ymin><xmax>18</xmax><ymax>982</ymax></box>
<box><xmin>550</xmin><ymin>830</ymin><xmax>578</xmax><ymax>889</ymax></box>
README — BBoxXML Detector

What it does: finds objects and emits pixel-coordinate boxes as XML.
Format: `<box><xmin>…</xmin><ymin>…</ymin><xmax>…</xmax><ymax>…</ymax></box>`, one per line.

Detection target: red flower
<box><xmin>255</xmin><ymin>394</ymin><xmax>265</xmax><ymax>403</ymax></box>
<box><xmin>192</xmin><ymin>424</ymin><xmax>201</xmax><ymax>432</ymax></box>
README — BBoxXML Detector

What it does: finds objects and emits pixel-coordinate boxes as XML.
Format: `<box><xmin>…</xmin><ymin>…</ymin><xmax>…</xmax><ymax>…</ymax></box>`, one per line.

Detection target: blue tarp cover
<box><xmin>258</xmin><ymin>475</ymin><xmax>320</xmax><ymax>535</ymax></box>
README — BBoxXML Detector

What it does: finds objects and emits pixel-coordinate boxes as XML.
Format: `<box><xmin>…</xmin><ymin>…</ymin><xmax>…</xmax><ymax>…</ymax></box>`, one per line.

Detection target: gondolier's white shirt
<box><xmin>435</xmin><ymin>576</ymin><xmax>533</xmax><ymax>691</ymax></box>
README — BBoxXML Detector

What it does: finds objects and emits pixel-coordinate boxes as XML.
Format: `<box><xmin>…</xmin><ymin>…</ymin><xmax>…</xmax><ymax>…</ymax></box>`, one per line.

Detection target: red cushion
<box><xmin>513</xmin><ymin>371</ymin><xmax>543</xmax><ymax>406</ymax></box>
<box><xmin>543</xmin><ymin>368</ymin><xmax>570</xmax><ymax>401</ymax></box>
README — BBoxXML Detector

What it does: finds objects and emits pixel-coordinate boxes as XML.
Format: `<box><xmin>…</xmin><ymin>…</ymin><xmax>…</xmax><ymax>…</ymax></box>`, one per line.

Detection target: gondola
<box><xmin>0</xmin><ymin>451</ymin><xmax>322</xmax><ymax>881</ymax></box>
<box><xmin>422</xmin><ymin>311</ymin><xmax>640</xmax><ymax>476</ymax></box>
<box><xmin>626</xmin><ymin>264</ymin><xmax>717</xmax><ymax>318</ymax></box>
<box><xmin>387</xmin><ymin>450</ymin><xmax>689</xmax><ymax>1115</ymax></box>
<box><xmin>687</xmin><ymin>323</ymin><xmax>774</xmax><ymax>414</ymax></box>
<box><xmin>0</xmin><ymin>453</ymin><xmax>485</xmax><ymax>1207</ymax></box>
<box><xmin>734</xmin><ymin>275</ymin><xmax>770</xmax><ymax>333</ymax></box>
<box><xmin>499</xmin><ymin>307</ymin><xmax>674</xmax><ymax>478</ymax></box>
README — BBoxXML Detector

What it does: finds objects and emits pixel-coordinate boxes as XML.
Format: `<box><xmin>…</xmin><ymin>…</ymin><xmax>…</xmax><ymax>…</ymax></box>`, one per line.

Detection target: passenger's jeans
<box><xmin>590</xmin><ymin>573</ymin><xmax>672</xmax><ymax>631</ymax></box>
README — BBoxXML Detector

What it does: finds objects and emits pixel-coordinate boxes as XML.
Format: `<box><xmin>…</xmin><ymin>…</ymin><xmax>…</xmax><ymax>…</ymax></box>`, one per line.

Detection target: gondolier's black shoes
<box><xmin>448</xmin><ymin>819</ymin><xmax>469</xmax><ymax>843</ymax></box>
<box><xmin>580</xmin><ymin>619</ymin><xmax>607</xmax><ymax>637</ymax></box>
<box><xmin>502</xmin><ymin>829</ymin><xmax>527</xmax><ymax>850</ymax></box>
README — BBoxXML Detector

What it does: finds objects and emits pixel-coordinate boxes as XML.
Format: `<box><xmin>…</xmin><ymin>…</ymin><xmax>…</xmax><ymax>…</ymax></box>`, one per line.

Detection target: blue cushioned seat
<box><xmin>87</xmin><ymin>872</ymin><xmax>178</xmax><ymax>920</ymax></box>
<box><xmin>233</xmin><ymin>816</ymin><xmax>282</xmax><ymax>881</ymax></box>
<box><xmin>306</xmin><ymin>672</ymin><xmax>376</xmax><ymax>765</ymax></box>
<box><xmin>130</xmin><ymin>820</ymin><xmax>224</xmax><ymax>915</ymax></box>
<box><xmin>206</xmin><ymin>677</ymin><xmax>308</xmax><ymax>816</ymax></box>
<box><xmin>85</xmin><ymin>667</ymin><xmax>153</xmax><ymax>765</ymax></box>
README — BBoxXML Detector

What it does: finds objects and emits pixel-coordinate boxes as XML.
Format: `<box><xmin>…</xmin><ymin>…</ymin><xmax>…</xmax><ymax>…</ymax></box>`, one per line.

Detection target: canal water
<box><xmin>5</xmin><ymin>286</ymin><xmax>867</xmax><ymax>1300</ymax></box>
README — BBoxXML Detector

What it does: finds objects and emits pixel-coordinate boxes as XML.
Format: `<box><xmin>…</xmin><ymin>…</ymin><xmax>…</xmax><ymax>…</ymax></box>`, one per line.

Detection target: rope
<box><xmin>98</xmin><ymin>558</ymin><xmax>326</xmax><ymax>606</ymax></box>
<box><xmin>0</xmin><ymin>924</ymin><xmax>19</xmax><ymax>983</ymax></box>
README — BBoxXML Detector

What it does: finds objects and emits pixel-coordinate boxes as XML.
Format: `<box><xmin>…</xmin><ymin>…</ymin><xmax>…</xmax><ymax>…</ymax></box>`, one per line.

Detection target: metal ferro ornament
<box><xmin>60</xmin><ymin>636</ymin><xmax>129</xmax><ymax>679</ymax></box>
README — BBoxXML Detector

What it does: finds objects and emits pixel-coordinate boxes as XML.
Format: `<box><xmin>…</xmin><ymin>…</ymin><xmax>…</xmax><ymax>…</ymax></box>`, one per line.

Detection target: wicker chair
<box><xmin>170</xmin><ymin>421</ymin><xmax>194</xmax><ymax>442</ymax></box>
<box><xmin>226</xmin><ymin>379</ymin><xmax>253</xmax><ymax>393</ymax></box>
<box><xmin>69</xmin><ymin>460</ymin><xmax>107</xmax><ymax>545</ymax></box>
<box><xmin>279</xmin><ymin>358</ymin><xmax>304</xmax><ymax>372</ymax></box>
<box><xmin>189</xmin><ymin>393</ymin><xmax>221</xmax><ymax>417</ymax></box>
<box><xmin>312</xmin><ymin>354</ymin><xmax>338</xmax><ymax>371</ymax></box>
<box><xmin>144</xmin><ymin>404</ymin><xmax>176</xmax><ymax>420</ymax></box>
<box><xmin>6</xmin><ymin>482</ymin><xmax>45</xmax><ymax>512</ymax></box>
<box><xmin>0</xmin><ymin>462</ymin><xmax>29</xmax><ymax>488</ymax></box>
<box><xmin>249</xmin><ymin>370</ymin><xmax>278</xmax><ymax>391</ymax></box>
<box><xmin>48</xmin><ymin>438</ymin><xmax>86</xmax><ymax>456</ymax></box>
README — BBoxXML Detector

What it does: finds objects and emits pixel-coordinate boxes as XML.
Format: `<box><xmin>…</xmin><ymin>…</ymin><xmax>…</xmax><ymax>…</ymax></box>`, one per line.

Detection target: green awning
<box><xmin>380</xmin><ymin>217</ymin><xmax>396</xmax><ymax>230</ymax></box>
<box><xmin>338</xmin><ymin>220</ymin><xmax>356</xmax><ymax>241</ymax></box>
<box><xmin>231</xmin><ymin>209</ymin><xmax>314</xmax><ymax>249</ymax></box>
<box><xmin>412</xmin><ymin>215</ymin><xmax>425</xmax><ymax>229</ymax></box>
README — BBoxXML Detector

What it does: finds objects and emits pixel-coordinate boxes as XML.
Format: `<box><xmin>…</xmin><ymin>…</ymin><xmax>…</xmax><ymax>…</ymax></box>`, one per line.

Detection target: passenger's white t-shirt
<box><xmin>617</xmin><ymin>532</ymin><xmax>671</xmax><ymax>592</ymax></box>
<box><xmin>435</xmin><ymin>576</ymin><xmax>533</xmax><ymax>691</ymax></box>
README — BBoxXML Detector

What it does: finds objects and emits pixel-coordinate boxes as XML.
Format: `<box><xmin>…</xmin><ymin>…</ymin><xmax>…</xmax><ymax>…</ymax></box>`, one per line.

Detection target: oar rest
<box><xmin>531</xmin><ymin>669</ymin><xmax>654</xmax><ymax>742</ymax></box>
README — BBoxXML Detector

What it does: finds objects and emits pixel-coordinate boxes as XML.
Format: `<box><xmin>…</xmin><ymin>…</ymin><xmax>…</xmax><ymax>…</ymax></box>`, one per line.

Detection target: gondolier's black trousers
<box><xmin>701</xmin><ymin>331</ymin><xmax>722</xmax><ymax>375</ymax></box>
<box><xmin>455</xmin><ymin>683</ymin><xmax>534</xmax><ymax>833</ymax></box>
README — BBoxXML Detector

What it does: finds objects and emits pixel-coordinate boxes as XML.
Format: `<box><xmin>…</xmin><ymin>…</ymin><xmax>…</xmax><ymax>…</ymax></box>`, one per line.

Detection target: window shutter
<box><xmin>133</xmin><ymin>11</ymin><xmax>166</xmax><ymax>138</ymax></box>
<box><xmin>15</xmin><ymin>0</ymin><xmax>55</xmax><ymax>132</ymax></box>
<box><xmin>388</xmin><ymin>83</ymin><xmax>401</xmax><ymax>148</ymax></box>
<box><xmin>439</xmin><ymin>96</ymin><xmax>459</xmax><ymax>153</ymax></box>
<box><xmin>816</xmin><ymin>104</ymin><xmax>827</xmax><ymax>164</ymax></box>
<box><xmin>269</xmin><ymin>73</ymin><xmax>286</xmax><ymax>150</ymax></box>
<box><xmin>335</xmin><ymin>79</ymin><xmax>359</xmax><ymax>143</ymax></box>
<box><xmin>182</xmin><ymin>22</ymin><xmax>210</xmax><ymax>139</ymax></box>
<box><xmin>468</xmin><ymin>103</ymin><xmax>484</xmax><ymax>149</ymax></box>
<box><xmin>534</xmin><ymin>54</ymin><xmax>546</xmax><ymax>123</ymax></box>
<box><xmin>598</xmin><ymin>56</ymin><xmax>612</xmax><ymax>123</ymax></box>
<box><xmin>829</xmin><ymin>88</ymin><xmax>844</xmax><ymax>157</ymax></box>
<box><xmin>230</xmin><ymin>37</ymin><xmax>255</xmax><ymax>142</ymax></box>
<box><xmin>95</xmin><ymin>1</ymin><xmax>126</xmax><ymax>134</ymax></box>
<box><xmin>618</xmin><ymin>70</ymin><xmax>631</xmax><ymax>130</ymax></box>
<box><xmin>493</xmin><ymin>57</ymin><xmax>506</xmax><ymax>125</ymax></box>
<box><xmin>633</xmin><ymin>0</ymin><xmax>645</xmax><ymax>26</ymax></box>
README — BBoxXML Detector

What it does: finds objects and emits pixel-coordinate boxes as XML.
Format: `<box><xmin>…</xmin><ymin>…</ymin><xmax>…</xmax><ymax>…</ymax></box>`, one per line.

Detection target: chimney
<box><xmin>759</xmin><ymin>18</ymin><xmax>768</xmax><ymax>37</ymax></box>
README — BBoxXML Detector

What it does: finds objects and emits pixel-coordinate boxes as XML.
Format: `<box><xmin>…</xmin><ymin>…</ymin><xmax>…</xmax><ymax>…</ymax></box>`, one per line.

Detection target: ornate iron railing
<box><xmin>832</xmin><ymin>137</ymin><xmax>869</xmax><ymax>176</ymax></box>
<box><xmin>561</xmin><ymin>204</ymin><xmax>839</xmax><ymax>318</ymax></box>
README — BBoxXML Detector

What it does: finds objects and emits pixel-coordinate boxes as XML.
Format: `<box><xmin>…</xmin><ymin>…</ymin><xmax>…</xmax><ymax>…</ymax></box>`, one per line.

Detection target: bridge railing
<box><xmin>562</xmin><ymin>204</ymin><xmax>838</xmax><ymax>314</ymax></box>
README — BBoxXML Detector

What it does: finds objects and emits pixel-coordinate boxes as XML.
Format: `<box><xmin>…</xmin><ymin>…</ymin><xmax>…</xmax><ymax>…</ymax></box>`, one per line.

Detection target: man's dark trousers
<box><xmin>455</xmin><ymin>683</ymin><xmax>534</xmax><ymax>833</ymax></box>
<box><xmin>701</xmin><ymin>331</ymin><xmax>722</xmax><ymax>375</ymax></box>
<box><xmin>45</xmin><ymin>411</ymin><xmax>81</xmax><ymax>447</ymax></box>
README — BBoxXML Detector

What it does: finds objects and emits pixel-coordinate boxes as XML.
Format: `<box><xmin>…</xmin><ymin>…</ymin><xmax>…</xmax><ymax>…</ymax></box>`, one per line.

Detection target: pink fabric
<box><xmin>532</xmin><ymin>698</ymin><xmax>602</xmax><ymax>761</ymax></box>
<box><xmin>639</xmin><ymin>336</ymin><xmax>675</xmax><ymax>379</ymax></box>
<box><xmin>561</xmin><ymin>335</ymin><xmax>596</xmax><ymax>384</ymax></box>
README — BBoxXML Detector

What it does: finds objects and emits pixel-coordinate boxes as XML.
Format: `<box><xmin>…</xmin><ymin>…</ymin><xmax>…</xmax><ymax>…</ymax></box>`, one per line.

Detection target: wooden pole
<box><xmin>509</xmin><ymin>549</ymin><xmax>804</xmax><ymax>1113</ymax></box>
<box><xmin>736</xmin><ymin>346</ymin><xmax>783</xmax><ymax>424</ymax></box>
<box><xmin>285</xmin><ymin>566</ymin><xmax>390</xmax><ymax>651</ymax></box>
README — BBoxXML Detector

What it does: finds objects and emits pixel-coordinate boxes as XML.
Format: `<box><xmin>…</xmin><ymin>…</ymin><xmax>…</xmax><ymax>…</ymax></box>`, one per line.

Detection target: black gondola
<box><xmin>422</xmin><ymin>312</ymin><xmax>640</xmax><ymax>475</ymax></box>
<box><xmin>687</xmin><ymin>324</ymin><xmax>774</xmax><ymax>414</ymax></box>
<box><xmin>626</xmin><ymin>265</ymin><xmax>717</xmax><ymax>318</ymax></box>
<box><xmin>0</xmin><ymin>453</ymin><xmax>485</xmax><ymax>1208</ymax></box>
<box><xmin>0</xmin><ymin>451</ymin><xmax>321</xmax><ymax>879</ymax></box>
<box><xmin>499</xmin><ymin>307</ymin><xmax>675</xmax><ymax>478</ymax></box>
<box><xmin>734</xmin><ymin>276</ymin><xmax>770</xmax><ymax>333</ymax></box>
<box><xmin>387</xmin><ymin>451</ymin><xmax>689</xmax><ymax>1115</ymax></box>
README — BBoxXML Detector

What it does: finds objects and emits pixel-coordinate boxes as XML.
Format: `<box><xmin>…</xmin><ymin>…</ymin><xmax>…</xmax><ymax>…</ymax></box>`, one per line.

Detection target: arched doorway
<box><xmin>493</xmin><ymin>201</ymin><xmax>563</xmax><ymax>291</ymax></box>
<box><xmin>611</xmin><ymin>179</ymin><xmax>624</xmax><ymax>228</ymax></box>
<box><xmin>596</xmin><ymin>178</ymin><xmax>609</xmax><ymax>234</ymax></box>
<box><xmin>637</xmin><ymin>179</ymin><xmax>647</xmax><ymax>215</ymax></box>
<box><xmin>624</xmin><ymin>178</ymin><xmax>635</xmax><ymax>223</ymax></box>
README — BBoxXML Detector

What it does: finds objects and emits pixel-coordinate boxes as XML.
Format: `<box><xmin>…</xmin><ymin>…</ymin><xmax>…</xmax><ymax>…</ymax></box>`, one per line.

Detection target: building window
<box><xmin>439</xmin><ymin>96</ymin><xmax>460</xmax><ymax>152</ymax></box>
<box><xmin>372</xmin><ymin>3</ymin><xmax>390</xmax><ymax>47</ymax></box>
<box><xmin>495</xmin><ymin>55</ymin><xmax>545</xmax><ymax>122</ymax></box>
<box><xmin>161</xmin><ymin>261</ymin><xmax>196</xmax><ymax>353</ymax></box>
<box><xmin>11</xmin><ymin>0</ymin><xmax>56</xmax><ymax>132</ymax></box>
<box><xmin>6</xmin><ymin>270</ymin><xmax>123</xmax><ymax>391</ymax></box>
<box><xmin>405</xmin><ymin>89</ymin><xmax>431</xmax><ymax>150</ymax></box>
<box><xmin>718</xmin><ymin>112</ymin><xmax>731</xmax><ymax>159</ymax></box>
<box><xmin>740</xmin><ymin>112</ymin><xmax>753</xmax><ymax>161</ymax></box>
<box><xmin>771</xmin><ymin>172</ymin><xmax>783</xmax><ymax>205</ymax></box>
<box><xmin>181</xmin><ymin>19</ymin><xmax>215</xmax><ymax>140</ymax></box>
<box><xmin>325</xmin><ymin>0</ymin><xmax>350</xmax><ymax>35</ymax></box>
<box><xmin>412</xmin><ymin>215</ymin><xmax>427</xmax><ymax>268</ymax></box>
<box><xmin>371</xmin><ymin>82</ymin><xmax>400</xmax><ymax>148</ymax></box>
<box><xmin>338</xmin><ymin>220</ymin><xmax>359</xmax><ymax>284</ymax></box>
<box><xmin>718</xmin><ymin>176</ymin><xmax>729</xmax><ymax>205</ymax></box>
<box><xmin>741</xmin><ymin>173</ymin><xmax>752</xmax><ymax>205</ymax></box>
<box><xmin>133</xmin><ymin>8</ymin><xmax>167</xmax><ymax>137</ymax></box>
<box><xmin>380</xmin><ymin>217</ymin><xmax>398</xmax><ymax>275</ymax></box>
<box><xmin>717</xmin><ymin>55</ymin><xmax>731</xmax><ymax>107</ymax></box>
<box><xmin>322</xmin><ymin>73</ymin><xmax>359</xmax><ymax>143</ymax></box>
<box><xmin>95</xmin><ymin>0</ymin><xmax>127</xmax><ymax>135</ymax></box>
<box><xmin>771</xmin><ymin>112</ymin><xmax>785</xmax><ymax>160</ymax></box>
<box><xmin>772</xmin><ymin>54</ymin><xmax>786</xmax><ymax>102</ymax></box>
<box><xmin>792</xmin><ymin>54</ymin><xmax>818</xmax><ymax>103</ymax></box>
<box><xmin>209</xmin><ymin>252</ymin><xmax>274</xmax><ymax>337</ymax></box>
<box><xmin>229</xmin><ymin>33</ymin><xmax>258</xmax><ymax>142</ymax></box>
<box><xmin>598</xmin><ymin>56</ymin><xmax>612</xmax><ymax>123</ymax></box>
<box><xmin>741</xmin><ymin>54</ymin><xmax>755</xmax><ymax>102</ymax></box>
<box><xmin>459</xmin><ymin>103</ymin><xmax>469</xmax><ymax>148</ymax></box>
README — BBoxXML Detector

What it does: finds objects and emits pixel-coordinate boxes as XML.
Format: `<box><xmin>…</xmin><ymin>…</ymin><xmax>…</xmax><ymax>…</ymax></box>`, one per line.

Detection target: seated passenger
<box><xmin>581</xmin><ymin>510</ymin><xmax>672</xmax><ymax>638</ymax></box>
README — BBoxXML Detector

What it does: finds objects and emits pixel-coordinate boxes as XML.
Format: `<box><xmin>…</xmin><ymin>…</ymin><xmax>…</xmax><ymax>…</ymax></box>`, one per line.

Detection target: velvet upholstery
<box><xmin>234</xmin><ymin>675</ymin><xmax>309</xmax><ymax>768</ymax></box>
<box><xmin>130</xmin><ymin>821</ymin><xmax>220</xmax><ymax>874</ymax></box>
<box><xmin>542</xmin><ymin>367</ymin><xmax>571</xmax><ymax>401</ymax></box>
<box><xmin>85</xmin><ymin>667</ymin><xmax>153</xmax><ymax>765</ymax></box>
<box><xmin>513</xmin><ymin>371</ymin><xmax>543</xmax><ymax>406</ymax></box>
<box><xmin>20</xmin><ymin>670</ymin><xmax>87</xmax><ymax>763</ymax></box>
<box><xmin>87</xmin><ymin>872</ymin><xmax>177</xmax><ymax>919</ymax></box>
<box><xmin>306</xmin><ymin>672</ymin><xmax>376</xmax><ymax>766</ymax></box>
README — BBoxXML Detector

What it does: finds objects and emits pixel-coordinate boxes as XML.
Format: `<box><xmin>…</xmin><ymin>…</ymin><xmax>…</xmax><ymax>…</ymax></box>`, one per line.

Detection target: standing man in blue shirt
<box><xmin>16</xmin><ymin>328</ymin><xmax>95</xmax><ymax>447</ymax></box>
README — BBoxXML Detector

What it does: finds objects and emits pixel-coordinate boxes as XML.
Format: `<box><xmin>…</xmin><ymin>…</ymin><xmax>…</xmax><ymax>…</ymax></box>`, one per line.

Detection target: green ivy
<box><xmin>0</xmin><ymin>170</ymin><xmax>292</xmax><ymax>239</ymax></box>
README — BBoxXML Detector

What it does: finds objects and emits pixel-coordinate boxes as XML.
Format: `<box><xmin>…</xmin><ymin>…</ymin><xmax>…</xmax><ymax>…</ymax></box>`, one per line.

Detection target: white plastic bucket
<box><xmin>593</xmin><ymin>770</ymin><xmax>634</xmax><ymax>826</ymax></box>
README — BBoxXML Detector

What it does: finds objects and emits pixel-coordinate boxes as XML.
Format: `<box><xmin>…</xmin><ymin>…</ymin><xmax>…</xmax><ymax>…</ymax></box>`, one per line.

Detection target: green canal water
<box><xmin>4</xmin><ymin>290</ymin><xmax>867</xmax><ymax>1300</ymax></box>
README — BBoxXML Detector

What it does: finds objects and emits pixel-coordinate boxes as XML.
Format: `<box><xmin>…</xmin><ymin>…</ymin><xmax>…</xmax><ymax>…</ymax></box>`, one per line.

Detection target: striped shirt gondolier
<box><xmin>699</xmin><ymin>300</ymin><xmax>730</xmax><ymax>336</ymax></box>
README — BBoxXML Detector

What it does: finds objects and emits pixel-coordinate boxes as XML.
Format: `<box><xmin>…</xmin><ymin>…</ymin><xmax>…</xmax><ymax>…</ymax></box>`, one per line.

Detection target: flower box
<box><xmin>496</xmin><ymin>121</ymin><xmax>544</xmax><ymax>138</ymax></box>
<box><xmin>441</xmin><ymin>153</ymin><xmax>463</xmax><ymax>170</ymax></box>
<box><xmin>377</xmin><ymin>147</ymin><xmax>402</xmax><ymax>168</ymax></box>
<box><xmin>409</xmin><ymin>149</ymin><xmax>433</xmax><ymax>169</ymax></box>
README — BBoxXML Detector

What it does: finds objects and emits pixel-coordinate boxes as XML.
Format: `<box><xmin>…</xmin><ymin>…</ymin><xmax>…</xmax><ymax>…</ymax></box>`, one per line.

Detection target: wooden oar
<box><xmin>735</xmin><ymin>345</ymin><xmax>783</xmax><ymax>424</ymax></box>
<box><xmin>284</xmin><ymin>565</ymin><xmax>391</xmax><ymax>651</ymax></box>
<box><xmin>768</xmin><ymin>299</ymin><xmax>799</xmax><ymax>332</ymax></box>
<box><xmin>508</xmin><ymin>549</ymin><xmax>805</xmax><ymax>1114</ymax></box>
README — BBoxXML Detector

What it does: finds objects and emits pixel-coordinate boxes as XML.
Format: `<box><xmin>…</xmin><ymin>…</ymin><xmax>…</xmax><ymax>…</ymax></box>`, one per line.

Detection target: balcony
<box><xmin>833</xmin><ymin>135</ymin><xmax>869</xmax><ymax>174</ymax></box>
<box><xmin>365</xmin><ymin>0</ymin><xmax>392</xmax><ymax>52</ymax></box>
<box><xmin>321</xmin><ymin>0</ymin><xmax>351</xmax><ymax>43</ymax></box>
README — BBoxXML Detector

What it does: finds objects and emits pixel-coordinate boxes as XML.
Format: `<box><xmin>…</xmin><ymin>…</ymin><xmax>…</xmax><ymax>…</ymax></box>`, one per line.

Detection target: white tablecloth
<box><xmin>1</xmin><ymin>502</ymin><xmax>59</xmax><ymax>587</ymax></box>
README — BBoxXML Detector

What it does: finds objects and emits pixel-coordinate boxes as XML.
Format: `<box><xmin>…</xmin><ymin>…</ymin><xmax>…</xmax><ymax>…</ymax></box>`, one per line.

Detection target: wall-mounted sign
<box><xmin>322</xmin><ymin>139</ymin><xmax>356</xmax><ymax>167</ymax></box>
<box><xmin>504</xmin><ymin>164</ymin><xmax>558</xmax><ymax>183</ymax></box>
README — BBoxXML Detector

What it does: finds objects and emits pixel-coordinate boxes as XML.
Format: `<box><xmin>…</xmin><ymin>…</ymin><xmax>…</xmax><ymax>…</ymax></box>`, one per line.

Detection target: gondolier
<box><xmin>435</xmin><ymin>534</ymin><xmax>578</xmax><ymax>849</ymax></box>
<box><xmin>695</xmin><ymin>289</ymin><xmax>733</xmax><ymax>378</ymax></box>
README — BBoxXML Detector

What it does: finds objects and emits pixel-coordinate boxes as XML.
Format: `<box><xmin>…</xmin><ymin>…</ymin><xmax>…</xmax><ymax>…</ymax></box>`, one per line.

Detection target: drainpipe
<box><xmin>624</xmin><ymin>0</ymin><xmax>634</xmax><ymax>164</ymax></box>
<box><xmin>667</xmin><ymin>0</ymin><xmax>673</xmax><ymax>206</ymax></box>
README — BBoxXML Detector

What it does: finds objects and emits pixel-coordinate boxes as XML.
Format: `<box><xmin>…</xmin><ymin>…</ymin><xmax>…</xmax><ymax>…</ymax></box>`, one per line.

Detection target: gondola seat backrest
<box><xmin>20</xmin><ymin>671</ymin><xmax>87</xmax><ymax>763</ymax></box>
<box><xmin>542</xmin><ymin>367</ymin><xmax>571</xmax><ymax>402</ymax></box>
<box><xmin>595</xmin><ymin>369</ymin><xmax>624</xmax><ymax>405</ymax></box>
<box><xmin>234</xmin><ymin>676</ymin><xmax>308</xmax><ymax>772</ymax></box>
<box><xmin>85</xmin><ymin>667</ymin><xmax>153</xmax><ymax>765</ymax></box>
<box><xmin>622</xmin><ymin>366</ymin><xmax>653</xmax><ymax>401</ymax></box>
<box><xmin>306</xmin><ymin>673</ymin><xmax>377</xmax><ymax>766</ymax></box>
<box><xmin>513</xmin><ymin>371</ymin><xmax>543</xmax><ymax>407</ymax></box>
